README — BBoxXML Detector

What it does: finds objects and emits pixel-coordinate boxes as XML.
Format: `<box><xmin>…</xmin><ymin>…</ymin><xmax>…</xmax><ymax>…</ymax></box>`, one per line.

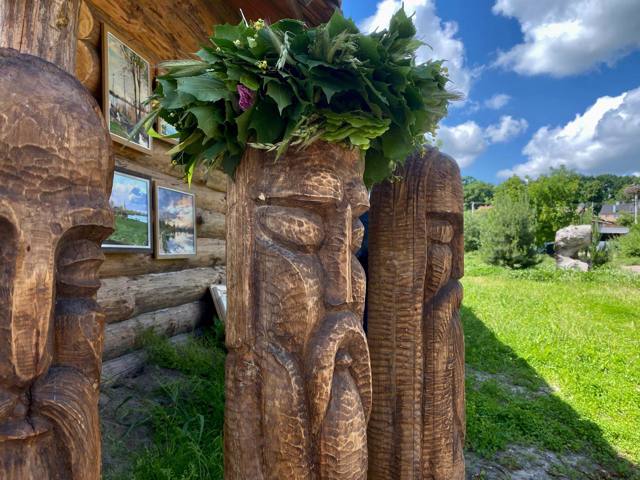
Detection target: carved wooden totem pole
<box><xmin>0</xmin><ymin>1</ymin><xmax>114</xmax><ymax>478</ymax></box>
<box><xmin>367</xmin><ymin>148</ymin><xmax>465</xmax><ymax>480</ymax></box>
<box><xmin>225</xmin><ymin>142</ymin><xmax>372</xmax><ymax>479</ymax></box>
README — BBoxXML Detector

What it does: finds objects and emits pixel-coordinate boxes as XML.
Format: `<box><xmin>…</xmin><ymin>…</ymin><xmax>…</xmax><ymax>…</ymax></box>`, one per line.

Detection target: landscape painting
<box><xmin>155</xmin><ymin>185</ymin><xmax>197</xmax><ymax>258</ymax></box>
<box><xmin>157</xmin><ymin>118</ymin><xmax>179</xmax><ymax>144</ymax></box>
<box><xmin>103</xmin><ymin>170</ymin><xmax>152</xmax><ymax>252</ymax></box>
<box><xmin>103</xmin><ymin>27</ymin><xmax>152</xmax><ymax>152</ymax></box>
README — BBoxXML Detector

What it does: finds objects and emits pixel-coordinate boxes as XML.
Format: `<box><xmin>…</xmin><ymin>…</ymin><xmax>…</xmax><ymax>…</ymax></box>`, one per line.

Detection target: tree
<box><xmin>462</xmin><ymin>176</ymin><xmax>495</xmax><ymax>209</ymax></box>
<box><xmin>480</xmin><ymin>190</ymin><xmax>538</xmax><ymax>269</ymax></box>
<box><xmin>616</xmin><ymin>224</ymin><xmax>640</xmax><ymax>258</ymax></box>
<box><xmin>527</xmin><ymin>167</ymin><xmax>581</xmax><ymax>244</ymax></box>
<box><xmin>494</xmin><ymin>175</ymin><xmax>527</xmax><ymax>199</ymax></box>
<box><xmin>463</xmin><ymin>209</ymin><xmax>487</xmax><ymax>252</ymax></box>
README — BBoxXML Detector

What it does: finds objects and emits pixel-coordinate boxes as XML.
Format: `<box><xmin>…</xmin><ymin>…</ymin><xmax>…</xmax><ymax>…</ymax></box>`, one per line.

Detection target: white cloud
<box><xmin>499</xmin><ymin>86</ymin><xmax>640</xmax><ymax>178</ymax></box>
<box><xmin>438</xmin><ymin>122</ymin><xmax>487</xmax><ymax>168</ymax></box>
<box><xmin>493</xmin><ymin>0</ymin><xmax>640</xmax><ymax>76</ymax></box>
<box><xmin>485</xmin><ymin>115</ymin><xmax>528</xmax><ymax>143</ymax></box>
<box><xmin>361</xmin><ymin>0</ymin><xmax>474</xmax><ymax>98</ymax></box>
<box><xmin>438</xmin><ymin>115</ymin><xmax>528</xmax><ymax>167</ymax></box>
<box><xmin>484</xmin><ymin>93</ymin><xmax>511</xmax><ymax>110</ymax></box>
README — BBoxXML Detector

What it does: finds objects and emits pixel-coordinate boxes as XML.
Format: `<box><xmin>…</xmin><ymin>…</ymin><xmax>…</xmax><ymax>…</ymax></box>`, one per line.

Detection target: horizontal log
<box><xmin>98</xmin><ymin>266</ymin><xmax>224</xmax><ymax>323</ymax></box>
<box><xmin>101</xmin><ymin>332</ymin><xmax>191</xmax><ymax>386</ymax></box>
<box><xmin>75</xmin><ymin>40</ymin><xmax>100</xmax><ymax>96</ymax></box>
<box><xmin>78</xmin><ymin>1</ymin><xmax>100</xmax><ymax>46</ymax></box>
<box><xmin>205</xmin><ymin>169</ymin><xmax>228</xmax><ymax>192</ymax></box>
<box><xmin>114</xmin><ymin>156</ymin><xmax>227</xmax><ymax>214</ymax></box>
<box><xmin>103</xmin><ymin>301</ymin><xmax>208</xmax><ymax>360</ymax></box>
<box><xmin>197</xmin><ymin>209</ymin><xmax>226</xmax><ymax>239</ymax></box>
<box><xmin>100</xmin><ymin>238</ymin><xmax>226</xmax><ymax>278</ymax></box>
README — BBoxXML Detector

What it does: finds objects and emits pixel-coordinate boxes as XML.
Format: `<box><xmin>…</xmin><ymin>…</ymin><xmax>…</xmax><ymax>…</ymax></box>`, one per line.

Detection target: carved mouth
<box><xmin>0</xmin><ymin>415</ymin><xmax>50</xmax><ymax>441</ymax></box>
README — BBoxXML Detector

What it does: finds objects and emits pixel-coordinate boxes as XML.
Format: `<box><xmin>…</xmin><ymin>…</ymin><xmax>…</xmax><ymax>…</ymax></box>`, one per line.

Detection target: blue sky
<box><xmin>343</xmin><ymin>0</ymin><xmax>640</xmax><ymax>184</ymax></box>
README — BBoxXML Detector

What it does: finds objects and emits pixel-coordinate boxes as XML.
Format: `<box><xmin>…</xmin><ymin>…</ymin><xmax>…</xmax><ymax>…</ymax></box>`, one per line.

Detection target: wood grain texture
<box><xmin>103</xmin><ymin>301</ymin><xmax>209</xmax><ymax>359</ymax></box>
<box><xmin>101</xmin><ymin>332</ymin><xmax>191</xmax><ymax>386</ymax></box>
<box><xmin>225</xmin><ymin>143</ymin><xmax>371</xmax><ymax>479</ymax></box>
<box><xmin>0</xmin><ymin>0</ymin><xmax>81</xmax><ymax>73</ymax></box>
<box><xmin>0</xmin><ymin>47</ymin><xmax>114</xmax><ymax>479</ymax></box>
<box><xmin>98</xmin><ymin>266</ymin><xmax>224</xmax><ymax>323</ymax></box>
<box><xmin>367</xmin><ymin>148</ymin><xmax>465</xmax><ymax>480</ymax></box>
<box><xmin>99</xmin><ymin>238</ymin><xmax>226</xmax><ymax>278</ymax></box>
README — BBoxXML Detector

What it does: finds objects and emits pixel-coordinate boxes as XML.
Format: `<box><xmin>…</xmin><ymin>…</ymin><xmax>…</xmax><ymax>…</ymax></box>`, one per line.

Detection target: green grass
<box><xmin>463</xmin><ymin>252</ymin><xmax>640</xmax><ymax>477</ymax></box>
<box><xmin>108</xmin><ymin>256</ymin><xmax>640</xmax><ymax>478</ymax></box>
<box><xmin>109</xmin><ymin>324</ymin><xmax>227</xmax><ymax>480</ymax></box>
<box><xmin>107</xmin><ymin>216</ymin><xmax>148</xmax><ymax>246</ymax></box>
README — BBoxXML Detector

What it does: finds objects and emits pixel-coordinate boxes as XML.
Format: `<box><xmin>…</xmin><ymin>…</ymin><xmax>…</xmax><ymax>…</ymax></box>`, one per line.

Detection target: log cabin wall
<box><xmin>75</xmin><ymin>0</ymin><xmax>237</xmax><ymax>382</ymax></box>
<box><xmin>75</xmin><ymin>0</ymin><xmax>340</xmax><ymax>382</ymax></box>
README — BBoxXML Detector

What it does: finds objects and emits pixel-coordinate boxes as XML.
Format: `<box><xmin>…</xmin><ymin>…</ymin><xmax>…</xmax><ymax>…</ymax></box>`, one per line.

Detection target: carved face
<box><xmin>225</xmin><ymin>143</ymin><xmax>372</xmax><ymax>479</ymax></box>
<box><xmin>0</xmin><ymin>49</ymin><xmax>113</xmax><ymax>476</ymax></box>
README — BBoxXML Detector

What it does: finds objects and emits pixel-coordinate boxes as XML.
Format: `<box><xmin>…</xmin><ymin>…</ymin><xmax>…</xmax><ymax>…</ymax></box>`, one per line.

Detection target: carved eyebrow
<box><xmin>262</xmin><ymin>170</ymin><xmax>344</xmax><ymax>205</ymax></box>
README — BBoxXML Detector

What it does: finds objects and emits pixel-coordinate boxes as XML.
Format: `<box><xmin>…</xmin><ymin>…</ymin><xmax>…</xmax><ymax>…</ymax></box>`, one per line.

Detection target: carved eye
<box><xmin>258</xmin><ymin>206</ymin><xmax>324</xmax><ymax>252</ymax></box>
<box><xmin>56</xmin><ymin>236</ymin><xmax>104</xmax><ymax>298</ymax></box>
<box><xmin>352</xmin><ymin>219</ymin><xmax>364</xmax><ymax>253</ymax></box>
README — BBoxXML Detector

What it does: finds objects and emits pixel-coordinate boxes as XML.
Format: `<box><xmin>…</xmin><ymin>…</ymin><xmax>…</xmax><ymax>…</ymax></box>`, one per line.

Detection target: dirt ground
<box><xmin>101</xmin><ymin>364</ymin><xmax>623</xmax><ymax>480</ymax></box>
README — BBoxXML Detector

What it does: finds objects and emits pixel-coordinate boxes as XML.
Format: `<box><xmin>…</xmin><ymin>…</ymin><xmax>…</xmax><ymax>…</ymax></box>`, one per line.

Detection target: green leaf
<box><xmin>177</xmin><ymin>76</ymin><xmax>231</xmax><ymax>102</ymax></box>
<box><xmin>235</xmin><ymin>106</ymin><xmax>254</xmax><ymax>144</ymax></box>
<box><xmin>250</xmin><ymin>99</ymin><xmax>284</xmax><ymax>143</ymax></box>
<box><xmin>167</xmin><ymin>130</ymin><xmax>204</xmax><ymax>156</ymax></box>
<box><xmin>188</xmin><ymin>106</ymin><xmax>224</xmax><ymax>139</ymax></box>
<box><xmin>240</xmin><ymin>73</ymin><xmax>260</xmax><ymax>91</ymax></box>
<box><xmin>266</xmin><ymin>82</ymin><xmax>292</xmax><ymax>114</ymax></box>
<box><xmin>326</xmin><ymin>10</ymin><xmax>358</xmax><ymax>37</ymax></box>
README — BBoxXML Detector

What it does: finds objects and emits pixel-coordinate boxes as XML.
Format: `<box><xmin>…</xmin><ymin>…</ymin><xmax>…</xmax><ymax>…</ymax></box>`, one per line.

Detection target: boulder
<box><xmin>554</xmin><ymin>225</ymin><xmax>592</xmax><ymax>271</ymax></box>
<box><xmin>555</xmin><ymin>225</ymin><xmax>591</xmax><ymax>257</ymax></box>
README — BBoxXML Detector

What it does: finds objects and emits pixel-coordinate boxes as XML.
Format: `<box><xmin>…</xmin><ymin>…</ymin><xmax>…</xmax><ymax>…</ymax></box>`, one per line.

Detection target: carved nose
<box><xmin>8</xmin><ymin>240</ymin><xmax>55</xmax><ymax>385</ymax></box>
<box><xmin>322</xmin><ymin>204</ymin><xmax>353</xmax><ymax>307</ymax></box>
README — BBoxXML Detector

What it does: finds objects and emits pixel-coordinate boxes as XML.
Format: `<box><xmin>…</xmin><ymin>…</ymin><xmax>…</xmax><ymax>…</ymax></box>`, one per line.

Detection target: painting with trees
<box><xmin>103</xmin><ymin>26</ymin><xmax>152</xmax><ymax>152</ymax></box>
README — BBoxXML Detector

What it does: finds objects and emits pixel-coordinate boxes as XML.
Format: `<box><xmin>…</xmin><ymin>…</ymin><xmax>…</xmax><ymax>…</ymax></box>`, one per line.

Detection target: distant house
<box><xmin>599</xmin><ymin>202</ymin><xmax>636</xmax><ymax>223</ymax></box>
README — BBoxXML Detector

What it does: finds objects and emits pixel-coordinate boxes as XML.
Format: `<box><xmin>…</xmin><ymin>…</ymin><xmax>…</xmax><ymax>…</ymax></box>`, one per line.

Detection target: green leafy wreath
<box><xmin>140</xmin><ymin>9</ymin><xmax>459</xmax><ymax>186</ymax></box>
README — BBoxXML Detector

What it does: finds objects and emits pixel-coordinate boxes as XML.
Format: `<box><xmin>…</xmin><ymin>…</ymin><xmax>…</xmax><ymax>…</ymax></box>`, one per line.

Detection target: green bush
<box><xmin>480</xmin><ymin>191</ymin><xmax>538</xmax><ymax>269</ymax></box>
<box><xmin>617</xmin><ymin>224</ymin><xmax>640</xmax><ymax>257</ymax></box>
<box><xmin>464</xmin><ymin>209</ymin><xmax>487</xmax><ymax>252</ymax></box>
<box><xmin>617</xmin><ymin>212</ymin><xmax>635</xmax><ymax>227</ymax></box>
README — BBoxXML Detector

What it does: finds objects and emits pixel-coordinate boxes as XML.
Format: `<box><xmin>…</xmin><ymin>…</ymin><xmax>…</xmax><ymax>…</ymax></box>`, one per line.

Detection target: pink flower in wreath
<box><xmin>237</xmin><ymin>84</ymin><xmax>255</xmax><ymax>111</ymax></box>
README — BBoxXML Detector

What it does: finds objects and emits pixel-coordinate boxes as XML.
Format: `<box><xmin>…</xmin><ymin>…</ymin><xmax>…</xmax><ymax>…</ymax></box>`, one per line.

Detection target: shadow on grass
<box><xmin>462</xmin><ymin>305</ymin><xmax>639</xmax><ymax>479</ymax></box>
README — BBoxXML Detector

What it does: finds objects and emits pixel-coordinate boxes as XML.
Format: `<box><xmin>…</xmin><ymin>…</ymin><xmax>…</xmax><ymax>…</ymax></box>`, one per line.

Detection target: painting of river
<box><xmin>103</xmin><ymin>170</ymin><xmax>152</xmax><ymax>252</ymax></box>
<box><xmin>155</xmin><ymin>185</ymin><xmax>196</xmax><ymax>258</ymax></box>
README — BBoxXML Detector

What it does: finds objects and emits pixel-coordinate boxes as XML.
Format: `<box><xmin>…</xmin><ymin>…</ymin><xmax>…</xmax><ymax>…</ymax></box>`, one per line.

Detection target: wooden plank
<box><xmin>100</xmin><ymin>238</ymin><xmax>226</xmax><ymax>278</ymax></box>
<box><xmin>101</xmin><ymin>332</ymin><xmax>191</xmax><ymax>386</ymax></box>
<box><xmin>98</xmin><ymin>266</ymin><xmax>224</xmax><ymax>323</ymax></box>
<box><xmin>103</xmin><ymin>301</ymin><xmax>208</xmax><ymax>360</ymax></box>
<box><xmin>87</xmin><ymin>0</ymin><xmax>239</xmax><ymax>62</ymax></box>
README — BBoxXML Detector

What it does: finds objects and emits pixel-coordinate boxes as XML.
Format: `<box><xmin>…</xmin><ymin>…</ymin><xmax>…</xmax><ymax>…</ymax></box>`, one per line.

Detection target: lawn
<box><xmin>463</xmin><ymin>253</ymin><xmax>640</xmax><ymax>478</ymax></box>
<box><xmin>103</xmin><ymin>254</ymin><xmax>640</xmax><ymax>479</ymax></box>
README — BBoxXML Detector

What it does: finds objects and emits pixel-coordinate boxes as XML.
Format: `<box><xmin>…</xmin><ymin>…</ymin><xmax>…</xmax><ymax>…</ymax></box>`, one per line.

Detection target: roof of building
<box><xmin>600</xmin><ymin>226</ymin><xmax>630</xmax><ymax>235</ymax></box>
<box><xmin>599</xmin><ymin>202</ymin><xmax>636</xmax><ymax>216</ymax></box>
<box><xmin>227</xmin><ymin>0</ymin><xmax>341</xmax><ymax>26</ymax></box>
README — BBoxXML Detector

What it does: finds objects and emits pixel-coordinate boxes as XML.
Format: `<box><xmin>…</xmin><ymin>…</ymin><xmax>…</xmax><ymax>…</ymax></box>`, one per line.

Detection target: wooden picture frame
<box><xmin>154</xmin><ymin>183</ymin><xmax>197</xmax><ymax>259</ymax></box>
<box><xmin>103</xmin><ymin>168</ymin><xmax>153</xmax><ymax>253</ymax></box>
<box><xmin>102</xmin><ymin>24</ymin><xmax>153</xmax><ymax>153</ymax></box>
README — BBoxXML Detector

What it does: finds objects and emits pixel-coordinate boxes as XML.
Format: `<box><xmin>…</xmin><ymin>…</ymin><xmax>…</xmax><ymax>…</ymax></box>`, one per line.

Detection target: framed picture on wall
<box><xmin>102</xmin><ymin>24</ymin><xmax>152</xmax><ymax>153</ymax></box>
<box><xmin>157</xmin><ymin>117</ymin><xmax>179</xmax><ymax>145</ymax></box>
<box><xmin>154</xmin><ymin>183</ymin><xmax>197</xmax><ymax>259</ymax></box>
<box><xmin>103</xmin><ymin>169</ymin><xmax>153</xmax><ymax>253</ymax></box>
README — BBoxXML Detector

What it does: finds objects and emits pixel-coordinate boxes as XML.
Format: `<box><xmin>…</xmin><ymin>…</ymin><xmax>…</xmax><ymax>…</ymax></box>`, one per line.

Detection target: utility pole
<box><xmin>624</xmin><ymin>185</ymin><xmax>640</xmax><ymax>225</ymax></box>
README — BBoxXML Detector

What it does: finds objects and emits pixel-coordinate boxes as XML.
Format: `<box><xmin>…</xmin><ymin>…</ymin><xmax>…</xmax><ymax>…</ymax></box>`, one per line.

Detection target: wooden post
<box><xmin>367</xmin><ymin>148</ymin><xmax>465</xmax><ymax>480</ymax></box>
<box><xmin>225</xmin><ymin>143</ymin><xmax>372</xmax><ymax>479</ymax></box>
<box><xmin>0</xmin><ymin>0</ymin><xmax>81</xmax><ymax>73</ymax></box>
<box><xmin>0</xmin><ymin>2</ymin><xmax>113</xmax><ymax>478</ymax></box>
